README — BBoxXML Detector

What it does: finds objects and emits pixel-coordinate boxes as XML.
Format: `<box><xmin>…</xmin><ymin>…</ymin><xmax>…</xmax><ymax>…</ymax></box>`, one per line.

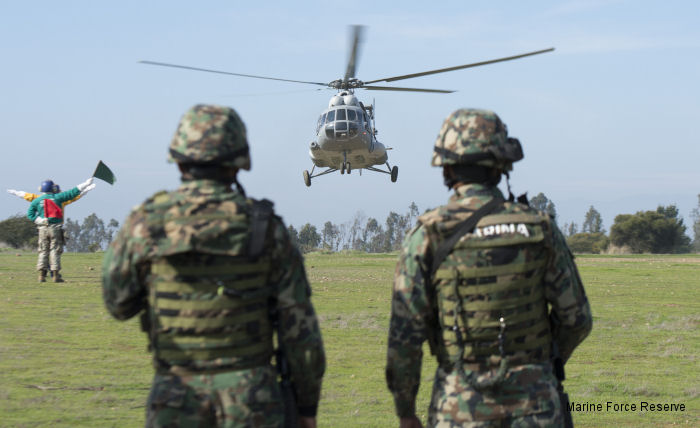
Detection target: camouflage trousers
<box><xmin>146</xmin><ymin>365</ymin><xmax>284</xmax><ymax>428</ymax></box>
<box><xmin>427</xmin><ymin>365</ymin><xmax>563</xmax><ymax>428</ymax></box>
<box><xmin>36</xmin><ymin>224</ymin><xmax>64</xmax><ymax>271</ymax></box>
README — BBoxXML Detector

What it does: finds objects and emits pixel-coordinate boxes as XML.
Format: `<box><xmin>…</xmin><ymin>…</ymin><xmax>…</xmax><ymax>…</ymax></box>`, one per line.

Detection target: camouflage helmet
<box><xmin>168</xmin><ymin>104</ymin><xmax>251</xmax><ymax>170</ymax></box>
<box><xmin>432</xmin><ymin>108</ymin><xmax>523</xmax><ymax>170</ymax></box>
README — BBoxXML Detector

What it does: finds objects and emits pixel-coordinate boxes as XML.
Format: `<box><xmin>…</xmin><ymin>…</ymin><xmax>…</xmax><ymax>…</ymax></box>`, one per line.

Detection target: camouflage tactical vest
<box><xmin>142</xmin><ymin>189</ymin><xmax>275</xmax><ymax>372</ymax></box>
<box><xmin>429</xmin><ymin>200</ymin><xmax>554</xmax><ymax>374</ymax></box>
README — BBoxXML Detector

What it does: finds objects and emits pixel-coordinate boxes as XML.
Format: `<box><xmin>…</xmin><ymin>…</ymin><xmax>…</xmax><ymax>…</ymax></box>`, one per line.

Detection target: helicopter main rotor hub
<box><xmin>328</xmin><ymin>78</ymin><xmax>365</xmax><ymax>90</ymax></box>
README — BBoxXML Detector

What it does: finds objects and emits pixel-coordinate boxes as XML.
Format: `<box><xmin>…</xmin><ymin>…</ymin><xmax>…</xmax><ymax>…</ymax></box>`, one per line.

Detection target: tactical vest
<box><xmin>143</xmin><ymin>193</ymin><xmax>275</xmax><ymax>372</ymax></box>
<box><xmin>432</xmin><ymin>204</ymin><xmax>553</xmax><ymax>374</ymax></box>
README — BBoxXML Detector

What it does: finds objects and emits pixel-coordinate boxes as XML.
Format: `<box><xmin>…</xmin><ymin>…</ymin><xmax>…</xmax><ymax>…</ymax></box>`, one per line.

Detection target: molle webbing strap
<box><xmin>435</xmin><ymin>258</ymin><xmax>546</xmax><ymax>280</ymax></box>
<box><xmin>151</xmin><ymin>260</ymin><xmax>270</xmax><ymax>277</ymax></box>
<box><xmin>430</xmin><ymin>197</ymin><xmax>504</xmax><ymax>276</ymax></box>
<box><xmin>455</xmin><ymin>273</ymin><xmax>543</xmax><ymax>295</ymax></box>
<box><xmin>462</xmin><ymin>288</ymin><xmax>543</xmax><ymax>311</ymax></box>
<box><xmin>466</xmin><ymin>317</ymin><xmax>550</xmax><ymax>341</ymax></box>
<box><xmin>149</xmin><ymin>256</ymin><xmax>274</xmax><ymax>365</ymax></box>
<box><xmin>465</xmin><ymin>333</ymin><xmax>551</xmax><ymax>357</ymax></box>
<box><xmin>156</xmin><ymin>327</ymin><xmax>272</xmax><ymax>349</ymax></box>
<box><xmin>157</xmin><ymin>342</ymin><xmax>271</xmax><ymax>362</ymax></box>
<box><xmin>464</xmin><ymin>304</ymin><xmax>543</xmax><ymax>328</ymax></box>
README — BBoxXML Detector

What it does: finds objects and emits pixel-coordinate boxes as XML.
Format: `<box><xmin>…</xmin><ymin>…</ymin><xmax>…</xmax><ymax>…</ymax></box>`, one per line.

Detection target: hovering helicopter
<box><xmin>140</xmin><ymin>26</ymin><xmax>553</xmax><ymax>187</ymax></box>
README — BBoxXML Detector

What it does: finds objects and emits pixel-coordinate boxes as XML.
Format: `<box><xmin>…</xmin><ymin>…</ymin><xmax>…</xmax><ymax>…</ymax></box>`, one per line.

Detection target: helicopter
<box><xmin>140</xmin><ymin>26</ymin><xmax>553</xmax><ymax>187</ymax></box>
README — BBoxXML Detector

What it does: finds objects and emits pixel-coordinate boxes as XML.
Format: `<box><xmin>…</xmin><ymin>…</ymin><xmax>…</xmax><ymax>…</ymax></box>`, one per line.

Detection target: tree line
<box><xmin>288</xmin><ymin>193</ymin><xmax>699</xmax><ymax>255</ymax></box>
<box><xmin>287</xmin><ymin>202</ymin><xmax>420</xmax><ymax>253</ymax></box>
<box><xmin>553</xmin><ymin>193</ymin><xmax>698</xmax><ymax>254</ymax></box>
<box><xmin>2</xmin><ymin>194</ymin><xmax>698</xmax><ymax>254</ymax></box>
<box><xmin>0</xmin><ymin>213</ymin><xmax>119</xmax><ymax>252</ymax></box>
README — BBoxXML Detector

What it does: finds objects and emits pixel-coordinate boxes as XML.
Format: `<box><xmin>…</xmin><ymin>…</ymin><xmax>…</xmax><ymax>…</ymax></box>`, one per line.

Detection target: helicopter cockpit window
<box><xmin>347</xmin><ymin>109</ymin><xmax>357</xmax><ymax>121</ymax></box>
<box><xmin>326</xmin><ymin>110</ymin><xmax>335</xmax><ymax>123</ymax></box>
<box><xmin>335</xmin><ymin>121</ymin><xmax>348</xmax><ymax>131</ymax></box>
<box><xmin>348</xmin><ymin>122</ymin><xmax>359</xmax><ymax>137</ymax></box>
<box><xmin>316</xmin><ymin>113</ymin><xmax>326</xmax><ymax>133</ymax></box>
<box><xmin>325</xmin><ymin>122</ymin><xmax>334</xmax><ymax>138</ymax></box>
<box><xmin>336</xmin><ymin>109</ymin><xmax>347</xmax><ymax>121</ymax></box>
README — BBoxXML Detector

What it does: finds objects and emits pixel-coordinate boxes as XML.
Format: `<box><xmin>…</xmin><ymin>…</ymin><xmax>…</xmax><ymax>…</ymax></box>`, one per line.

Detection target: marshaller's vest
<box><xmin>431</xmin><ymin>201</ymin><xmax>553</xmax><ymax>373</ymax></box>
<box><xmin>142</xmin><ymin>191</ymin><xmax>275</xmax><ymax>372</ymax></box>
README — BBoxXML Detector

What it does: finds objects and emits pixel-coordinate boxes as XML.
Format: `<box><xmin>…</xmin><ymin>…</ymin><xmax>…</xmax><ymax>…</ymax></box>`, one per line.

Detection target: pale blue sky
<box><xmin>2</xmin><ymin>1</ymin><xmax>699</xmax><ymax>238</ymax></box>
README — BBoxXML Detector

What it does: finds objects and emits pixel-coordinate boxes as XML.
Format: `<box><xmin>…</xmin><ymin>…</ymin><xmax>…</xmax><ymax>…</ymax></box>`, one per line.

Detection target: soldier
<box><xmin>386</xmin><ymin>109</ymin><xmax>592</xmax><ymax>427</ymax></box>
<box><xmin>102</xmin><ymin>104</ymin><xmax>325</xmax><ymax>428</ymax></box>
<box><xmin>26</xmin><ymin>178</ymin><xmax>95</xmax><ymax>282</ymax></box>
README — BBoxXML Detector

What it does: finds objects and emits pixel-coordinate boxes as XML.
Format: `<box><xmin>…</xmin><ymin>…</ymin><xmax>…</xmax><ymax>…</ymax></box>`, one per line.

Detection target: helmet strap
<box><xmin>233</xmin><ymin>177</ymin><xmax>246</xmax><ymax>196</ymax></box>
<box><xmin>504</xmin><ymin>171</ymin><xmax>515</xmax><ymax>202</ymax></box>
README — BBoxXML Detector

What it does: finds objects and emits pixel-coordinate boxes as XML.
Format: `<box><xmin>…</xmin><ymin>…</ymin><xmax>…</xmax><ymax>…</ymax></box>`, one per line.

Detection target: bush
<box><xmin>610</xmin><ymin>205</ymin><xmax>691</xmax><ymax>254</ymax></box>
<box><xmin>567</xmin><ymin>232</ymin><xmax>609</xmax><ymax>254</ymax></box>
<box><xmin>0</xmin><ymin>215</ymin><xmax>36</xmax><ymax>249</ymax></box>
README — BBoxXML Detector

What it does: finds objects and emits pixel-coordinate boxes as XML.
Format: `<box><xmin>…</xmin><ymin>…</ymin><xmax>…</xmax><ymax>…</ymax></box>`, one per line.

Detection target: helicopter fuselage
<box><xmin>308</xmin><ymin>92</ymin><xmax>387</xmax><ymax>170</ymax></box>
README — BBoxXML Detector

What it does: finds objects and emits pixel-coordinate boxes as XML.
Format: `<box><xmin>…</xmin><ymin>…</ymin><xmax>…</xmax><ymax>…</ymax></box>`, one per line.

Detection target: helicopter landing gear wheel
<box><xmin>303</xmin><ymin>170</ymin><xmax>311</xmax><ymax>187</ymax></box>
<box><xmin>346</xmin><ymin>162</ymin><xmax>351</xmax><ymax>174</ymax></box>
<box><xmin>340</xmin><ymin>162</ymin><xmax>345</xmax><ymax>175</ymax></box>
<box><xmin>390</xmin><ymin>165</ymin><xmax>398</xmax><ymax>183</ymax></box>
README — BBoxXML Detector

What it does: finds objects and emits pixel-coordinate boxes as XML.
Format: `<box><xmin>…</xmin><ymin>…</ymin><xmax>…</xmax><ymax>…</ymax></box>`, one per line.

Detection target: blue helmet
<box><xmin>40</xmin><ymin>179</ymin><xmax>55</xmax><ymax>193</ymax></box>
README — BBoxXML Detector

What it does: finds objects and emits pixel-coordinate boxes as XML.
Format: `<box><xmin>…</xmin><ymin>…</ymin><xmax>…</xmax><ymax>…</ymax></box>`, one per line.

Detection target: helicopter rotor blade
<box><xmin>363</xmin><ymin>85</ymin><xmax>454</xmax><ymax>94</ymax></box>
<box><xmin>343</xmin><ymin>25</ymin><xmax>365</xmax><ymax>87</ymax></box>
<box><xmin>364</xmin><ymin>48</ymin><xmax>555</xmax><ymax>84</ymax></box>
<box><xmin>139</xmin><ymin>60</ymin><xmax>329</xmax><ymax>87</ymax></box>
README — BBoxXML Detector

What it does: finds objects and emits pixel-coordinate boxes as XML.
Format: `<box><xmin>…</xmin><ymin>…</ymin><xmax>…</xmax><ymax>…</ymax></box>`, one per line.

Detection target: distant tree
<box><xmin>567</xmin><ymin>232</ymin><xmax>609</xmax><ymax>254</ymax></box>
<box><xmin>361</xmin><ymin>218</ymin><xmax>386</xmax><ymax>253</ymax></box>
<box><xmin>382</xmin><ymin>211</ymin><xmax>403</xmax><ymax>252</ymax></box>
<box><xmin>336</xmin><ymin>223</ymin><xmax>349</xmax><ymax>251</ymax></box>
<box><xmin>529</xmin><ymin>192</ymin><xmax>557</xmax><ymax>220</ymax></box>
<box><xmin>690</xmin><ymin>194</ymin><xmax>700</xmax><ymax>252</ymax></box>
<box><xmin>405</xmin><ymin>202</ymin><xmax>420</xmax><ymax>230</ymax></box>
<box><xmin>321</xmin><ymin>221</ymin><xmax>339</xmax><ymax>251</ymax></box>
<box><xmin>582</xmin><ymin>206</ymin><xmax>604</xmax><ymax>234</ymax></box>
<box><xmin>610</xmin><ymin>205</ymin><xmax>691</xmax><ymax>253</ymax></box>
<box><xmin>0</xmin><ymin>215</ymin><xmax>36</xmax><ymax>249</ymax></box>
<box><xmin>287</xmin><ymin>225</ymin><xmax>299</xmax><ymax>248</ymax></box>
<box><xmin>396</xmin><ymin>202</ymin><xmax>421</xmax><ymax>248</ymax></box>
<box><xmin>348</xmin><ymin>212</ymin><xmax>367</xmax><ymax>251</ymax></box>
<box><xmin>64</xmin><ymin>214</ymin><xmax>120</xmax><ymax>252</ymax></box>
<box><xmin>566</xmin><ymin>222</ymin><xmax>579</xmax><ymax>237</ymax></box>
<box><xmin>298</xmin><ymin>223</ymin><xmax>320</xmax><ymax>253</ymax></box>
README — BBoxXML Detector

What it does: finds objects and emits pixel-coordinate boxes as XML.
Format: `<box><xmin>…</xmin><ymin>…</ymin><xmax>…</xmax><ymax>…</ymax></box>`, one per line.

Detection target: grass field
<box><xmin>1</xmin><ymin>250</ymin><xmax>698</xmax><ymax>427</ymax></box>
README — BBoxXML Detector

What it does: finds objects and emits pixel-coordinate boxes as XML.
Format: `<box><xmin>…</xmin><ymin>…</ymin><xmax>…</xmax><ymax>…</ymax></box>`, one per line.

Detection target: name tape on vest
<box><xmin>475</xmin><ymin>223</ymin><xmax>530</xmax><ymax>238</ymax></box>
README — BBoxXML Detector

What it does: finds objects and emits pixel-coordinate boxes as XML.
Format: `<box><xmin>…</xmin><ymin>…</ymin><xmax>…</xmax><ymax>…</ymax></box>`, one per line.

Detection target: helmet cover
<box><xmin>432</xmin><ymin>108</ymin><xmax>523</xmax><ymax>170</ymax></box>
<box><xmin>168</xmin><ymin>104</ymin><xmax>251</xmax><ymax>170</ymax></box>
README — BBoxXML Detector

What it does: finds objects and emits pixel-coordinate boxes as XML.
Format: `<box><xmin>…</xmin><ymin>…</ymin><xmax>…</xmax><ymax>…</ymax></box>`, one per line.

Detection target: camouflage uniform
<box><xmin>102</xmin><ymin>105</ymin><xmax>325</xmax><ymax>427</ymax></box>
<box><xmin>386</xmin><ymin>109</ymin><xmax>592</xmax><ymax>427</ymax></box>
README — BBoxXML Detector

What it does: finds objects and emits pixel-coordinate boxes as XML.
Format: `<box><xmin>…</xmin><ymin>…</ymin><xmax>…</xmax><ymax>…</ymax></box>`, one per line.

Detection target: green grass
<box><xmin>0</xmin><ymin>251</ymin><xmax>698</xmax><ymax>427</ymax></box>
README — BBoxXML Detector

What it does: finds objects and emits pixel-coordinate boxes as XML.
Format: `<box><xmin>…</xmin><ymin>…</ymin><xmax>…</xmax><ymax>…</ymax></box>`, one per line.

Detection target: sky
<box><xmin>2</xmin><ymin>1</ymin><xmax>699</xmax><ymax>239</ymax></box>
